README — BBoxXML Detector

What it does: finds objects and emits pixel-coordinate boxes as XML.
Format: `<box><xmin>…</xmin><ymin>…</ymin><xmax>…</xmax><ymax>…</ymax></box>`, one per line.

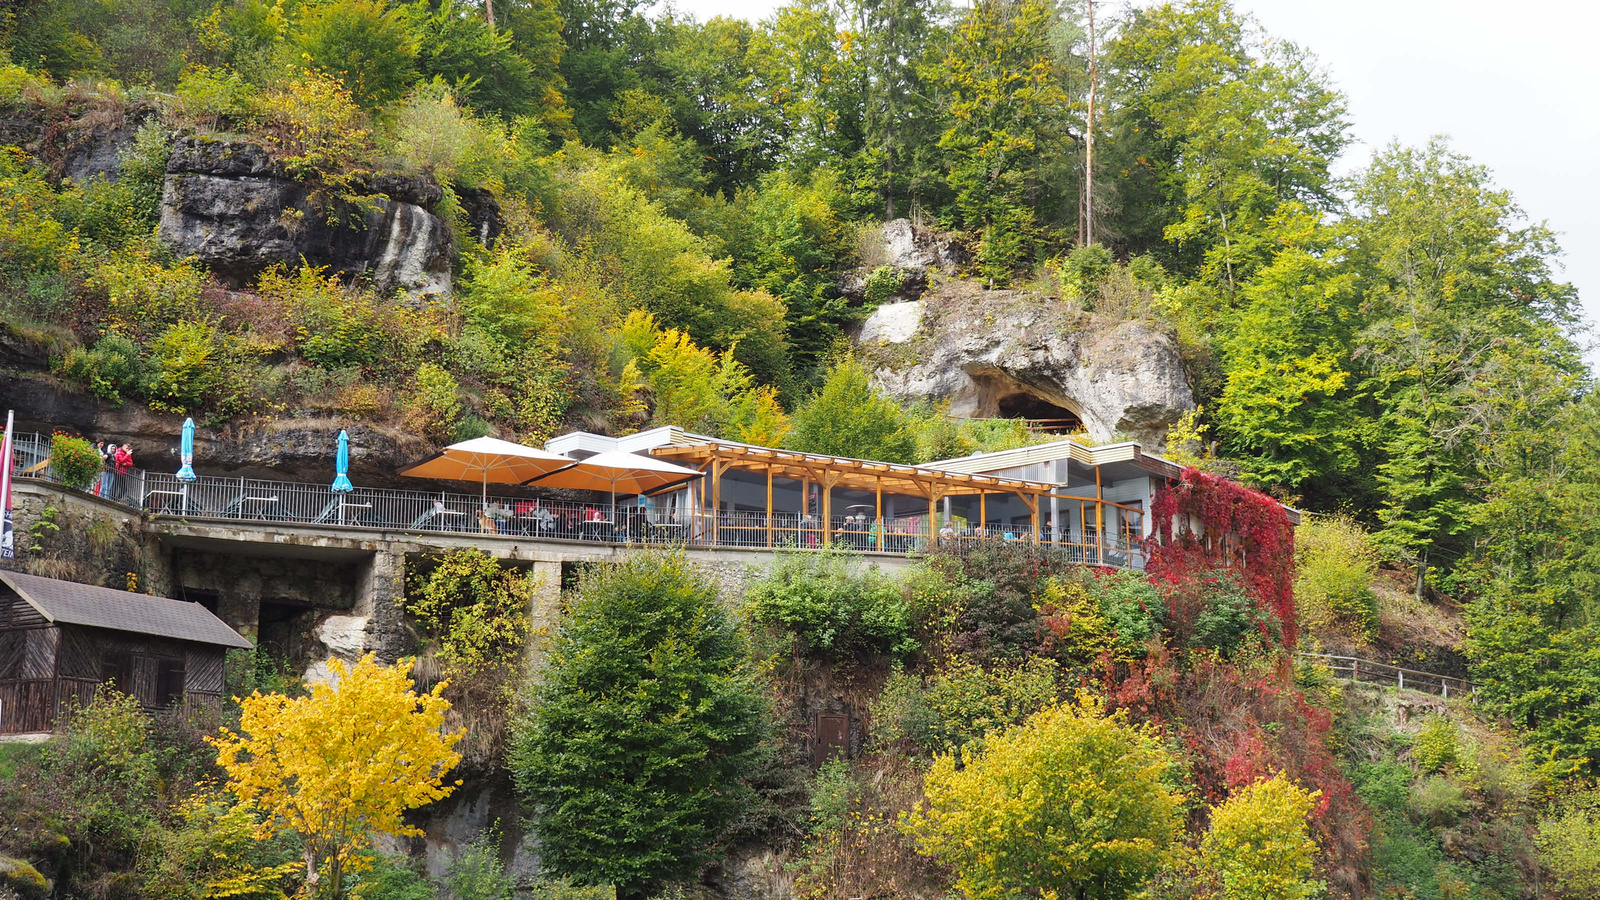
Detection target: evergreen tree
<box><xmin>509</xmin><ymin>552</ymin><xmax>767</xmax><ymax>900</ymax></box>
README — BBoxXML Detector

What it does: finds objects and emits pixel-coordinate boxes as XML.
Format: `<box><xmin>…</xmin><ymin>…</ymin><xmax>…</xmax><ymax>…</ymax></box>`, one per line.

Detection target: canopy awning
<box><xmin>400</xmin><ymin>437</ymin><xmax>580</xmax><ymax>503</ymax></box>
<box><xmin>527</xmin><ymin>450</ymin><xmax>704</xmax><ymax>496</ymax></box>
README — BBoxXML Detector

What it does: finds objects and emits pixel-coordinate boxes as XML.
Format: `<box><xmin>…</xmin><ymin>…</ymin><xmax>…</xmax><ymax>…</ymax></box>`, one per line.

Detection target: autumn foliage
<box><xmin>1148</xmin><ymin>467</ymin><xmax>1298</xmax><ymax>646</ymax></box>
<box><xmin>211</xmin><ymin>654</ymin><xmax>464</xmax><ymax>900</ymax></box>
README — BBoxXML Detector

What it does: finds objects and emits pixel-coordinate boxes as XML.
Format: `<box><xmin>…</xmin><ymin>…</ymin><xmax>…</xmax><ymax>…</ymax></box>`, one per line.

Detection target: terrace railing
<box><xmin>7</xmin><ymin>431</ymin><xmax>1145</xmax><ymax>569</ymax></box>
<box><xmin>1296</xmin><ymin>652</ymin><xmax>1476</xmax><ymax>700</ymax></box>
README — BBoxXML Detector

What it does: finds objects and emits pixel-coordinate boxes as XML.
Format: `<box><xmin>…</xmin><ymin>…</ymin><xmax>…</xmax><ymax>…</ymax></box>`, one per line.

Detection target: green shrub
<box><xmin>144</xmin><ymin>320</ymin><xmax>222</xmax><ymax>414</ymax></box>
<box><xmin>1192</xmin><ymin>577</ymin><xmax>1272</xmax><ymax>654</ymax></box>
<box><xmin>1295</xmin><ymin>515</ymin><xmax>1380</xmax><ymax>642</ymax></box>
<box><xmin>354</xmin><ymin>853</ymin><xmax>433</xmax><ymax>900</ymax></box>
<box><xmin>1413</xmin><ymin>715</ymin><xmax>1461</xmax><ymax>775</ymax></box>
<box><xmin>1086</xmin><ymin>569</ymin><xmax>1166</xmax><ymax>654</ymax></box>
<box><xmin>172</xmin><ymin>66</ymin><xmax>257</xmax><ymax>131</ymax></box>
<box><xmin>444</xmin><ymin>830</ymin><xmax>514</xmax><ymax>900</ymax></box>
<box><xmin>0</xmin><ymin>147</ymin><xmax>75</xmax><ymax>274</ymax></box>
<box><xmin>50</xmin><ymin>432</ymin><xmax>103</xmax><ymax>489</ymax></box>
<box><xmin>96</xmin><ymin>252</ymin><xmax>207</xmax><ymax>335</ymax></box>
<box><xmin>745</xmin><ymin>550</ymin><xmax>916</xmax><ymax>658</ymax></box>
<box><xmin>404</xmin><ymin>362</ymin><xmax>464</xmax><ymax>443</ymax></box>
<box><xmin>870</xmin><ymin>657</ymin><xmax>1060</xmax><ymax>757</ymax></box>
<box><xmin>862</xmin><ymin>266</ymin><xmax>905</xmax><ymax>306</ymax></box>
<box><xmin>1410</xmin><ymin>775</ymin><xmax>1472</xmax><ymax>828</ymax></box>
<box><xmin>1351</xmin><ymin>760</ymin><xmax>1414</xmax><ymax>818</ymax></box>
<box><xmin>60</xmin><ymin>333</ymin><xmax>146</xmax><ymax>404</ymax></box>
<box><xmin>808</xmin><ymin>757</ymin><xmax>857</xmax><ymax>837</ymax></box>
<box><xmin>290</xmin><ymin>0</ymin><xmax>418</xmax><ymax>110</ymax></box>
<box><xmin>1535</xmin><ymin>789</ymin><xmax>1600</xmax><ymax>898</ymax></box>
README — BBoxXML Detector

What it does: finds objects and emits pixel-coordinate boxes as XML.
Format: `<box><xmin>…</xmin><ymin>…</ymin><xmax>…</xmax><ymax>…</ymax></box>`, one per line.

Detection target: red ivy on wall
<box><xmin>1147</xmin><ymin>467</ymin><xmax>1297</xmax><ymax>647</ymax></box>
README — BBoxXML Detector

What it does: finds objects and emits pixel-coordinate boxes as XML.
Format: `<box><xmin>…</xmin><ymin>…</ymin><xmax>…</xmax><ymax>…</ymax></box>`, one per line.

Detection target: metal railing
<box><xmin>1296</xmin><ymin>652</ymin><xmax>1476</xmax><ymax>700</ymax></box>
<box><xmin>7</xmin><ymin>431</ymin><xmax>1145</xmax><ymax>568</ymax></box>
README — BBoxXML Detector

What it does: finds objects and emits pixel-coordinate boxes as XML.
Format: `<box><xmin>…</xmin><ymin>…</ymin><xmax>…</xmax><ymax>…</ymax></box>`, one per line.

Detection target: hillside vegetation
<box><xmin>1</xmin><ymin>0</ymin><xmax>1598</xmax><ymax>898</ymax></box>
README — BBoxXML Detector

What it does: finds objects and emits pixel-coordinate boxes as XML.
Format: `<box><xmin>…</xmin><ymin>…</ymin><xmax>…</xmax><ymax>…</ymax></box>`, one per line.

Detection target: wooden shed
<box><xmin>0</xmin><ymin>570</ymin><xmax>253</xmax><ymax>734</ymax></box>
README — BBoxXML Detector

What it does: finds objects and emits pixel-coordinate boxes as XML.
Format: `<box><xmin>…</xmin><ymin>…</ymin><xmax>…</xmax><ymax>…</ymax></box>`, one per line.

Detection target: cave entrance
<box><xmin>996</xmin><ymin>392</ymin><xmax>1083</xmax><ymax>433</ymax></box>
<box><xmin>258</xmin><ymin>598</ymin><xmax>315</xmax><ymax>663</ymax></box>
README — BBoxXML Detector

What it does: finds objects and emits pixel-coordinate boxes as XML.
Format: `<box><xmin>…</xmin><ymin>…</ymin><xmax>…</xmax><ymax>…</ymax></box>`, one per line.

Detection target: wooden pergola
<box><xmin>651</xmin><ymin>441</ymin><xmax>1060</xmax><ymax>546</ymax></box>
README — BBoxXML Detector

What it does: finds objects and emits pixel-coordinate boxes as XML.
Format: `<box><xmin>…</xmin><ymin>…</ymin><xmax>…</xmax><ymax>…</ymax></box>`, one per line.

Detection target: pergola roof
<box><xmin>651</xmin><ymin>441</ymin><xmax>1058</xmax><ymax>500</ymax></box>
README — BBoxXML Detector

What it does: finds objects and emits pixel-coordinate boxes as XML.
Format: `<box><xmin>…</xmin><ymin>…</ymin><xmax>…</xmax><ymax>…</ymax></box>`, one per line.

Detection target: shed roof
<box><xmin>0</xmin><ymin>570</ymin><xmax>253</xmax><ymax>649</ymax></box>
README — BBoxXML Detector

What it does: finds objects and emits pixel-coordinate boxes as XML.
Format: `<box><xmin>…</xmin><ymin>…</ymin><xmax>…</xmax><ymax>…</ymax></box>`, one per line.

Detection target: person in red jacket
<box><xmin>111</xmin><ymin>443</ymin><xmax>134</xmax><ymax>501</ymax></box>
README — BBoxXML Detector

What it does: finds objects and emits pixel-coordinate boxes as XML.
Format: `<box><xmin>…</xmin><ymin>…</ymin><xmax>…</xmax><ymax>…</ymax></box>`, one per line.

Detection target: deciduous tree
<box><xmin>905</xmin><ymin>695</ymin><xmax>1182</xmax><ymax>900</ymax></box>
<box><xmin>211</xmin><ymin>654</ymin><xmax>464</xmax><ymax>900</ymax></box>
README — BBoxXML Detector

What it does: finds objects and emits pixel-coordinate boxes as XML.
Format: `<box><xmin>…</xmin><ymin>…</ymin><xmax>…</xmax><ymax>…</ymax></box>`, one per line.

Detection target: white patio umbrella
<box><xmin>399</xmin><ymin>436</ymin><xmax>579</xmax><ymax>507</ymax></box>
<box><xmin>527</xmin><ymin>449</ymin><xmax>704</xmax><ymax>505</ymax></box>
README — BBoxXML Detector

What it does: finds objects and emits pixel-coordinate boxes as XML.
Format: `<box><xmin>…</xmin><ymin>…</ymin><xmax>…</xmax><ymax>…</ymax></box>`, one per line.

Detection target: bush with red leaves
<box><xmin>1148</xmin><ymin>468</ymin><xmax>1297</xmax><ymax>647</ymax></box>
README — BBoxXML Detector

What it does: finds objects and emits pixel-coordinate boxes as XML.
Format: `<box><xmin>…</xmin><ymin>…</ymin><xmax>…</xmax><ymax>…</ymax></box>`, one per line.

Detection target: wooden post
<box><xmin>711</xmin><ymin>459</ymin><xmax>725</xmax><ymax>547</ymax></box>
<box><xmin>822</xmin><ymin>482</ymin><xmax>833</xmax><ymax>545</ymax></box>
<box><xmin>928</xmin><ymin>491</ymin><xmax>938</xmax><ymax>545</ymax></box>
<box><xmin>875</xmin><ymin>477</ymin><xmax>883</xmax><ymax>552</ymax></box>
<box><xmin>765</xmin><ymin>467</ymin><xmax>774</xmax><ymax>548</ymax></box>
<box><xmin>1095</xmin><ymin>466</ymin><xmax>1105</xmax><ymax>564</ymax></box>
<box><xmin>979</xmin><ymin>491</ymin><xmax>987</xmax><ymax>538</ymax></box>
<box><xmin>1028</xmin><ymin>494</ymin><xmax>1040</xmax><ymax>542</ymax></box>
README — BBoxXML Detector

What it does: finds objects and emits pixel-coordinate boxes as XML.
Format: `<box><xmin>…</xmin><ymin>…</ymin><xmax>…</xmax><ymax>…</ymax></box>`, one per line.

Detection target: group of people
<box><xmin>90</xmin><ymin>440</ymin><xmax>135</xmax><ymax>501</ymax></box>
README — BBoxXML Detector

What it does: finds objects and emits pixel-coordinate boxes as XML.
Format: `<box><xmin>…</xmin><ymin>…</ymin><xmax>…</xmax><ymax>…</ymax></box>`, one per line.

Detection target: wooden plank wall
<box><xmin>0</xmin><ymin>680</ymin><xmax>55</xmax><ymax>734</ymax></box>
<box><xmin>186</xmin><ymin>648</ymin><xmax>225</xmax><ymax>694</ymax></box>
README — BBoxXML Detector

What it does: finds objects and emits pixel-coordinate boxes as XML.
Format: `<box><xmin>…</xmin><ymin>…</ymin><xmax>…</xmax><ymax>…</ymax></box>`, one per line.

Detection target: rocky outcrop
<box><xmin>856</xmin><ymin>278</ymin><xmax>1194</xmax><ymax>447</ymax></box>
<box><xmin>158</xmin><ymin>136</ymin><xmax>452</xmax><ymax>297</ymax></box>
<box><xmin>839</xmin><ymin>218</ymin><xmax>969</xmax><ymax>304</ymax></box>
<box><xmin>1</xmin><ymin>376</ymin><xmax>433</xmax><ymax>484</ymax></box>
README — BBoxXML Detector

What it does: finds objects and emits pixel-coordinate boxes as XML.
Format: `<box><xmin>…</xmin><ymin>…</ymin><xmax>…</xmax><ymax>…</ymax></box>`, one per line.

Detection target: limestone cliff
<box><xmin>158</xmin><ymin>136</ymin><xmax>453</xmax><ymax>297</ymax></box>
<box><xmin>855</xmin><ymin>276</ymin><xmax>1194</xmax><ymax>448</ymax></box>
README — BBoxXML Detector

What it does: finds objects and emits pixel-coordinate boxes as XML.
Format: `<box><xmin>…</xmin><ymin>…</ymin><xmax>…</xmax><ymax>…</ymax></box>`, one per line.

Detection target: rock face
<box><xmin>839</xmin><ymin>218</ymin><xmax>968</xmax><ymax>304</ymax></box>
<box><xmin>857</xmin><ymin>279</ymin><xmax>1195</xmax><ymax>447</ymax></box>
<box><xmin>159</xmin><ymin>136</ymin><xmax>452</xmax><ymax>297</ymax></box>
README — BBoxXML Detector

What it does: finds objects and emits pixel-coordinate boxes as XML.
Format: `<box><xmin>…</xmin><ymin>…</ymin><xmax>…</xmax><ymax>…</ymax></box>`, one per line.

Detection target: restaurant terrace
<box><xmin>1</xmin><ymin>425</ymin><xmax>1259</xmax><ymax>570</ymax></box>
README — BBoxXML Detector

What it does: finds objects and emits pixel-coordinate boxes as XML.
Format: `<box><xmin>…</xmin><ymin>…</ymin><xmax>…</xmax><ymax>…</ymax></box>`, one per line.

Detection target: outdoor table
<box><xmin>649</xmin><ymin>522</ymin><xmax>686</xmax><ymax>543</ymax></box>
<box><xmin>582</xmin><ymin>519</ymin><xmax>615</xmax><ymax>541</ymax></box>
<box><xmin>430</xmin><ymin>507</ymin><xmax>465</xmax><ymax>530</ymax></box>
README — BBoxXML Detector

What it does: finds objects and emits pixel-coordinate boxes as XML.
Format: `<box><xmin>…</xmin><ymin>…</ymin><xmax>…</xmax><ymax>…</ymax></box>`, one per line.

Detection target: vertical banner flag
<box><xmin>1</xmin><ymin>409</ymin><xmax>14</xmax><ymax>560</ymax></box>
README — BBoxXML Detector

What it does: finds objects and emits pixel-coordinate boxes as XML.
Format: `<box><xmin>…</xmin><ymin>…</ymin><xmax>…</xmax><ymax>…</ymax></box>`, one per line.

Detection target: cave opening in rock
<box><xmin>996</xmin><ymin>393</ymin><xmax>1083</xmax><ymax>433</ymax></box>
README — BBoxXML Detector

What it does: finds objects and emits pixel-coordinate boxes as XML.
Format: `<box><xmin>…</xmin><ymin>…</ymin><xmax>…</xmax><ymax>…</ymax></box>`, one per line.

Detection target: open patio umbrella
<box><xmin>526</xmin><ymin>449</ymin><xmax>704</xmax><ymax>501</ymax></box>
<box><xmin>176</xmin><ymin>418</ymin><xmax>197</xmax><ymax>483</ymax></box>
<box><xmin>399</xmin><ymin>436</ymin><xmax>579</xmax><ymax>507</ymax></box>
<box><xmin>332</xmin><ymin>430</ymin><xmax>354</xmax><ymax>493</ymax></box>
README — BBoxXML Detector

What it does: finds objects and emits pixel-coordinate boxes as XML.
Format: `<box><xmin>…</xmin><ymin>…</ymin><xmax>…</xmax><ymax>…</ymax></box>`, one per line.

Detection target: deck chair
<box><xmin>312</xmin><ymin>498</ymin><xmax>339</xmax><ymax>525</ymax></box>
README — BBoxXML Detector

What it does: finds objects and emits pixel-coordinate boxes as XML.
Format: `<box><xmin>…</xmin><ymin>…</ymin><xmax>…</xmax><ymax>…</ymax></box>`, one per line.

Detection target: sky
<box><xmin>657</xmin><ymin>0</ymin><xmax>1600</xmax><ymax>359</ymax></box>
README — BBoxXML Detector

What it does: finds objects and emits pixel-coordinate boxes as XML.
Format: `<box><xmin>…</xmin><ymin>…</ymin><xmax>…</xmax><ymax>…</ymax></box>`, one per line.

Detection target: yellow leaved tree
<box><xmin>905</xmin><ymin>694</ymin><xmax>1183</xmax><ymax>900</ymax></box>
<box><xmin>1202</xmin><ymin>773</ymin><xmax>1323</xmax><ymax>900</ymax></box>
<box><xmin>211</xmin><ymin>654</ymin><xmax>465</xmax><ymax>900</ymax></box>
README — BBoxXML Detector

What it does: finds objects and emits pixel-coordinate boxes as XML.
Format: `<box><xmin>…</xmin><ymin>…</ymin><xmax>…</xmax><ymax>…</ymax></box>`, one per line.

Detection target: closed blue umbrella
<box><xmin>332</xmin><ymin>430</ymin><xmax>354</xmax><ymax>493</ymax></box>
<box><xmin>176</xmin><ymin>418</ymin><xmax>197</xmax><ymax>483</ymax></box>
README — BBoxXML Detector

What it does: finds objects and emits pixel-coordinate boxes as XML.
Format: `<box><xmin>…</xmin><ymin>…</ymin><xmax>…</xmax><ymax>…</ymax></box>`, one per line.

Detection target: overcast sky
<box><xmin>657</xmin><ymin>0</ymin><xmax>1600</xmax><ymax>361</ymax></box>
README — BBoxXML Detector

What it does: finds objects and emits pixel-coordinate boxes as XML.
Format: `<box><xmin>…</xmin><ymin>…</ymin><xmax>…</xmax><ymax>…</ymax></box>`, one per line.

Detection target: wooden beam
<box><xmin>875</xmin><ymin>476</ymin><xmax>883</xmax><ymax>551</ymax></box>
<box><xmin>1095</xmin><ymin>465</ymin><xmax>1105</xmax><ymax>564</ymax></box>
<box><xmin>823</xmin><ymin>484</ymin><xmax>833</xmax><ymax>545</ymax></box>
<box><xmin>766</xmin><ymin>466</ymin><xmax>774</xmax><ymax>548</ymax></box>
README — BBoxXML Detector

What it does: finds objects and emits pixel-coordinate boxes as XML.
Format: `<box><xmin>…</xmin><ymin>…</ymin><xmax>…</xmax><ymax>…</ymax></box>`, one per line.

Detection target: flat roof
<box><xmin>652</xmin><ymin>441</ymin><xmax>1059</xmax><ymax>499</ymax></box>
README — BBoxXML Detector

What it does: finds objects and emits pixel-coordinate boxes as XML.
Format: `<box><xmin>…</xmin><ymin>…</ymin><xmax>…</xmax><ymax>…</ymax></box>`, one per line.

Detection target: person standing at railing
<box><xmin>94</xmin><ymin>441</ymin><xmax>115</xmax><ymax>497</ymax></box>
<box><xmin>111</xmin><ymin>443</ymin><xmax>134</xmax><ymax>501</ymax></box>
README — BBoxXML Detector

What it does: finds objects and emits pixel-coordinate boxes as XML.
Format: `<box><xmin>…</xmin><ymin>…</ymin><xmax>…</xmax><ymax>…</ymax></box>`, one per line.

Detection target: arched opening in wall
<box><xmin>996</xmin><ymin>392</ymin><xmax>1083</xmax><ymax>433</ymax></box>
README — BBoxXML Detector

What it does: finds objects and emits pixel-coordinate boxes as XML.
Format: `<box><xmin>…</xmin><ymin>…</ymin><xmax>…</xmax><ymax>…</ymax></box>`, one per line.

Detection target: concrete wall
<box><xmin>6</xmin><ymin>479</ymin><xmax>919</xmax><ymax>676</ymax></box>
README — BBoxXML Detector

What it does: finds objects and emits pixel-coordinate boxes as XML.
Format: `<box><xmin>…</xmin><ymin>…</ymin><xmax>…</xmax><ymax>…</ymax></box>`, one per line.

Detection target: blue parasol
<box><xmin>176</xmin><ymin>417</ymin><xmax>197</xmax><ymax>483</ymax></box>
<box><xmin>332</xmin><ymin>430</ymin><xmax>354</xmax><ymax>493</ymax></box>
